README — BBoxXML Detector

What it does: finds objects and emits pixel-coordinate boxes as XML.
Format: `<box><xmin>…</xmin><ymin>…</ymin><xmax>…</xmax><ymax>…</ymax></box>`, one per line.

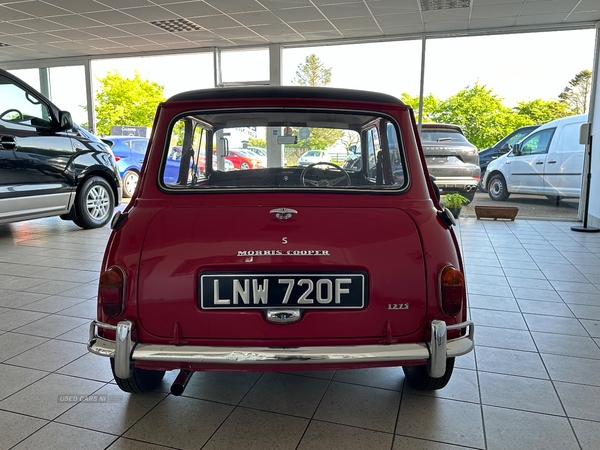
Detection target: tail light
<box><xmin>114</xmin><ymin>156</ymin><xmax>121</xmax><ymax>161</ymax></box>
<box><xmin>439</xmin><ymin>265</ymin><xmax>465</xmax><ymax>316</ymax></box>
<box><xmin>99</xmin><ymin>267</ymin><xmax>125</xmax><ymax>317</ymax></box>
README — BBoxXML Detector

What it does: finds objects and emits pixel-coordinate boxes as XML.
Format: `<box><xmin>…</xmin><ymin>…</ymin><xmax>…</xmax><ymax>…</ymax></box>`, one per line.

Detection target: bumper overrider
<box><xmin>88</xmin><ymin>319</ymin><xmax>474</xmax><ymax>380</ymax></box>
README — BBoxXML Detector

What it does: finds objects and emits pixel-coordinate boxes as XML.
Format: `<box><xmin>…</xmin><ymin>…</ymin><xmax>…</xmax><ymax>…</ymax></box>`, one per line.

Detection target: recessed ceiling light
<box><xmin>150</xmin><ymin>18</ymin><xmax>204</xmax><ymax>33</ymax></box>
<box><xmin>420</xmin><ymin>0</ymin><xmax>471</xmax><ymax>11</ymax></box>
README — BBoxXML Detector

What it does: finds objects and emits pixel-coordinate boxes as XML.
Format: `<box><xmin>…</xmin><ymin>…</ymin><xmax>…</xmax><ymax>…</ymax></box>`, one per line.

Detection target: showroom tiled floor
<box><xmin>1</xmin><ymin>214</ymin><xmax>600</xmax><ymax>449</ymax></box>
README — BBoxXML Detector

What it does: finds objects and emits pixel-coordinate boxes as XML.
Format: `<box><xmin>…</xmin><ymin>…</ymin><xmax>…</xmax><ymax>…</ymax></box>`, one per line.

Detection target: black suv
<box><xmin>0</xmin><ymin>68</ymin><xmax>121</xmax><ymax>229</ymax></box>
<box><xmin>419</xmin><ymin>123</ymin><xmax>480</xmax><ymax>202</ymax></box>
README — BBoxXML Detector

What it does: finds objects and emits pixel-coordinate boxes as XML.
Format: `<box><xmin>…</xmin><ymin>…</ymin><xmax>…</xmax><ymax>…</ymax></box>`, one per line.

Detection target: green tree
<box><xmin>513</xmin><ymin>99</ymin><xmax>570</xmax><ymax>125</ymax></box>
<box><xmin>95</xmin><ymin>71</ymin><xmax>166</xmax><ymax>135</ymax></box>
<box><xmin>292</xmin><ymin>54</ymin><xmax>332</xmax><ymax>87</ymax></box>
<box><xmin>247</xmin><ymin>137</ymin><xmax>266</xmax><ymax>148</ymax></box>
<box><xmin>558</xmin><ymin>69</ymin><xmax>592</xmax><ymax>114</ymax></box>
<box><xmin>401</xmin><ymin>93</ymin><xmax>442</xmax><ymax>122</ymax></box>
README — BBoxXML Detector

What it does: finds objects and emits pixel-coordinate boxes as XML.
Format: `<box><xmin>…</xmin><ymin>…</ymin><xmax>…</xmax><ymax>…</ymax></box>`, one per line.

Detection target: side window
<box><xmin>163</xmin><ymin>117</ymin><xmax>208</xmax><ymax>186</ymax></box>
<box><xmin>365</xmin><ymin>126</ymin><xmax>380</xmax><ymax>178</ymax></box>
<box><xmin>519</xmin><ymin>129</ymin><xmax>554</xmax><ymax>155</ymax></box>
<box><xmin>0</xmin><ymin>75</ymin><xmax>52</xmax><ymax>129</ymax></box>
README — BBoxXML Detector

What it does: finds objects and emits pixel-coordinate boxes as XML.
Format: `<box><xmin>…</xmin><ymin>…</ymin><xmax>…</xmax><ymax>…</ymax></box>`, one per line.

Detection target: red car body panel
<box><xmin>92</xmin><ymin>87</ymin><xmax>471</xmax><ymax>382</ymax></box>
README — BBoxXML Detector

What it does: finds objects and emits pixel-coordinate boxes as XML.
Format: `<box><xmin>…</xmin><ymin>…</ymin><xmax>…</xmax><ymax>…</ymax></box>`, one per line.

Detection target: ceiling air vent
<box><xmin>150</xmin><ymin>18</ymin><xmax>203</xmax><ymax>33</ymax></box>
<box><xmin>420</xmin><ymin>0</ymin><xmax>471</xmax><ymax>11</ymax></box>
<box><xmin>0</xmin><ymin>42</ymin><xmax>10</xmax><ymax>47</ymax></box>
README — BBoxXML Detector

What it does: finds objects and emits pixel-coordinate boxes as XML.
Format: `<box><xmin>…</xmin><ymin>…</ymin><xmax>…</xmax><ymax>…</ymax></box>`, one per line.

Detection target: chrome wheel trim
<box><xmin>123</xmin><ymin>172</ymin><xmax>138</xmax><ymax>196</ymax></box>
<box><xmin>86</xmin><ymin>185</ymin><xmax>111</xmax><ymax>220</ymax></box>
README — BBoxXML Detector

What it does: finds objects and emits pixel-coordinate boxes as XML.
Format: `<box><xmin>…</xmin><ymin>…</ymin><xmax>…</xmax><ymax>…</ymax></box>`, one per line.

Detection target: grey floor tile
<box><xmin>203</xmin><ymin>407</ymin><xmax>308</xmax><ymax>450</ymax></box>
<box><xmin>507</xmin><ymin>276</ymin><xmax>554</xmax><ymax>290</ymax></box>
<box><xmin>395</xmin><ymin>394</ymin><xmax>485</xmax><ymax>449</ymax></box>
<box><xmin>124</xmin><ymin>395</ymin><xmax>233</xmax><ymax>450</ymax></box>
<box><xmin>476</xmin><ymin>346</ymin><xmax>548</xmax><ymax>379</ymax></box>
<box><xmin>516</xmin><ymin>299</ymin><xmax>574</xmax><ymax>317</ymax></box>
<box><xmin>455</xmin><ymin>348</ymin><xmax>476</xmax><ymax>370</ymax></box>
<box><xmin>57</xmin><ymin>352</ymin><xmax>115</xmax><ymax>382</ymax></box>
<box><xmin>581</xmin><ymin>319</ymin><xmax>600</xmax><ymax>338</ymax></box>
<box><xmin>478</xmin><ymin>372</ymin><xmax>564</xmax><ymax>415</ymax></box>
<box><xmin>55</xmin><ymin>322</ymin><xmax>90</xmax><ymax>344</ymax></box>
<box><xmin>524</xmin><ymin>313</ymin><xmax>589</xmax><ymax>336</ymax></box>
<box><xmin>21</xmin><ymin>295</ymin><xmax>85</xmax><ymax>313</ymax></box>
<box><xmin>0</xmin><ymin>309</ymin><xmax>48</xmax><ymax>332</ymax></box>
<box><xmin>57</xmin><ymin>299</ymin><xmax>97</xmax><ymax>319</ymax></box>
<box><xmin>554</xmin><ymin>381</ymin><xmax>600</xmax><ymax>421</ymax></box>
<box><xmin>13</xmin><ymin>314</ymin><xmax>88</xmax><ymax>338</ymax></box>
<box><xmin>559</xmin><ymin>290</ymin><xmax>600</xmax><ymax>306</ymax></box>
<box><xmin>467</xmin><ymin>282</ymin><xmax>514</xmax><ymax>298</ymax></box>
<box><xmin>11</xmin><ymin>422</ymin><xmax>116</xmax><ymax>450</ymax></box>
<box><xmin>551</xmin><ymin>280</ymin><xmax>600</xmax><ymax>294</ymax></box>
<box><xmin>31</xmin><ymin>267</ymin><xmax>99</xmax><ymax>283</ymax></box>
<box><xmin>568</xmin><ymin>304</ymin><xmax>600</xmax><ymax>321</ymax></box>
<box><xmin>511</xmin><ymin>287</ymin><xmax>563</xmax><ymax>302</ymax></box>
<box><xmin>542</xmin><ymin>353</ymin><xmax>600</xmax><ymax>386</ymax></box>
<box><xmin>482</xmin><ymin>405</ymin><xmax>580</xmax><ymax>450</ymax></box>
<box><xmin>106</xmin><ymin>438</ymin><xmax>174</xmax><ymax>450</ymax></box>
<box><xmin>240</xmin><ymin>372</ymin><xmax>329</xmax><ymax>418</ymax></box>
<box><xmin>332</xmin><ymin>366</ymin><xmax>404</xmax><ymax>391</ymax></box>
<box><xmin>22</xmin><ymin>280</ymin><xmax>83</xmax><ymax>296</ymax></box>
<box><xmin>571</xmin><ymin>419</ymin><xmax>600</xmax><ymax>450</ymax></box>
<box><xmin>467</xmin><ymin>294</ymin><xmax>520</xmax><ymax>312</ymax></box>
<box><xmin>405</xmin><ymin>367</ymin><xmax>480</xmax><ymax>403</ymax></box>
<box><xmin>469</xmin><ymin>308</ymin><xmax>528</xmax><ymax>330</ymax></box>
<box><xmin>0</xmin><ymin>332</ymin><xmax>46</xmax><ymax>362</ymax></box>
<box><xmin>174</xmin><ymin>371</ymin><xmax>262</xmax><ymax>404</ymax></box>
<box><xmin>5</xmin><ymin>339</ymin><xmax>88</xmax><ymax>371</ymax></box>
<box><xmin>56</xmin><ymin>383</ymin><xmax>165</xmax><ymax>434</ymax></box>
<box><xmin>0</xmin><ymin>364</ymin><xmax>47</xmax><ymax>401</ymax></box>
<box><xmin>475</xmin><ymin>326</ymin><xmax>537</xmax><ymax>352</ymax></box>
<box><xmin>314</xmin><ymin>381</ymin><xmax>401</xmax><ymax>433</ymax></box>
<box><xmin>298</xmin><ymin>420</ymin><xmax>393</xmax><ymax>450</ymax></box>
<box><xmin>0</xmin><ymin>373</ymin><xmax>105</xmax><ymax>420</ymax></box>
<box><xmin>532</xmin><ymin>331</ymin><xmax>600</xmax><ymax>359</ymax></box>
<box><xmin>0</xmin><ymin>410</ymin><xmax>47</xmax><ymax>450</ymax></box>
<box><xmin>392</xmin><ymin>436</ymin><xmax>467</xmax><ymax>449</ymax></box>
<box><xmin>0</xmin><ymin>291</ymin><xmax>47</xmax><ymax>308</ymax></box>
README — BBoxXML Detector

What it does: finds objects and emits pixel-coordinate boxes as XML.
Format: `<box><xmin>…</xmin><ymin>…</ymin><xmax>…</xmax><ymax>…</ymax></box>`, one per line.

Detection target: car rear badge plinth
<box><xmin>266</xmin><ymin>309</ymin><xmax>301</xmax><ymax>324</ymax></box>
<box><xmin>270</xmin><ymin>207</ymin><xmax>297</xmax><ymax>220</ymax></box>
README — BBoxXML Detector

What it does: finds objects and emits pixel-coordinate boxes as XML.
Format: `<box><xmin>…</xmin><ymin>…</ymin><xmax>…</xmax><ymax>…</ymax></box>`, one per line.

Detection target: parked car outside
<box><xmin>245</xmin><ymin>146</ymin><xmax>287</xmax><ymax>166</ymax></box>
<box><xmin>226</xmin><ymin>148</ymin><xmax>265</xmax><ymax>169</ymax></box>
<box><xmin>0</xmin><ymin>68</ymin><xmax>121</xmax><ymax>229</ymax></box>
<box><xmin>478</xmin><ymin>125</ymin><xmax>539</xmax><ymax>191</ymax></box>
<box><xmin>102</xmin><ymin>136</ymin><xmax>148</xmax><ymax>198</ymax></box>
<box><xmin>483</xmin><ymin>114</ymin><xmax>587</xmax><ymax>201</ymax></box>
<box><xmin>88</xmin><ymin>86</ymin><xmax>474</xmax><ymax>396</ymax></box>
<box><xmin>419</xmin><ymin>123</ymin><xmax>480</xmax><ymax>202</ymax></box>
<box><xmin>164</xmin><ymin>146</ymin><xmax>233</xmax><ymax>184</ymax></box>
<box><xmin>298</xmin><ymin>149</ymin><xmax>331</xmax><ymax>167</ymax></box>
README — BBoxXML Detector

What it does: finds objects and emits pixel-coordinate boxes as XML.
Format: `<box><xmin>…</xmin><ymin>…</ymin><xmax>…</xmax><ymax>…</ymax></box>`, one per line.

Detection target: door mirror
<box><xmin>59</xmin><ymin>111</ymin><xmax>73</xmax><ymax>131</ymax></box>
<box><xmin>510</xmin><ymin>143</ymin><xmax>521</xmax><ymax>156</ymax></box>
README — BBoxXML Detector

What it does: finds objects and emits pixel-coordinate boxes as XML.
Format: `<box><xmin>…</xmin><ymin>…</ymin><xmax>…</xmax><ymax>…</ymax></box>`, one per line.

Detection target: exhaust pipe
<box><xmin>170</xmin><ymin>369</ymin><xmax>194</xmax><ymax>396</ymax></box>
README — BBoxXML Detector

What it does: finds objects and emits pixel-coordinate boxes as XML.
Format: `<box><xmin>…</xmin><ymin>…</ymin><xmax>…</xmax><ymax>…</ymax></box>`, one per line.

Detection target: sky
<box><xmin>10</xmin><ymin>28</ymin><xmax>596</xmax><ymax>126</ymax></box>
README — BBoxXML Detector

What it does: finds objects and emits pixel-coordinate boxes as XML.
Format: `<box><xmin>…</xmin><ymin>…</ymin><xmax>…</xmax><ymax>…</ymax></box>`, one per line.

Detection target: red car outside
<box><xmin>225</xmin><ymin>148</ymin><xmax>265</xmax><ymax>169</ymax></box>
<box><xmin>88</xmin><ymin>86</ymin><xmax>474</xmax><ymax>395</ymax></box>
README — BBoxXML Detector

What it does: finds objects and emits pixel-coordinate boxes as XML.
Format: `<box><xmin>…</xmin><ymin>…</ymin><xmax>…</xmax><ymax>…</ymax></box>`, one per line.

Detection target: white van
<box><xmin>483</xmin><ymin>114</ymin><xmax>588</xmax><ymax>201</ymax></box>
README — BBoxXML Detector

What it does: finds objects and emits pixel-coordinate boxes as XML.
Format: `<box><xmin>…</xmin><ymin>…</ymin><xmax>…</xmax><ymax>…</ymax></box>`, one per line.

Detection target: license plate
<box><xmin>200</xmin><ymin>272</ymin><xmax>367</xmax><ymax>309</ymax></box>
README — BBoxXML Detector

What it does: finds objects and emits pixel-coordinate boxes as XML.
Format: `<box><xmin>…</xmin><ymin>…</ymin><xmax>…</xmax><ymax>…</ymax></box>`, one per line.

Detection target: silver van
<box><xmin>483</xmin><ymin>114</ymin><xmax>587</xmax><ymax>201</ymax></box>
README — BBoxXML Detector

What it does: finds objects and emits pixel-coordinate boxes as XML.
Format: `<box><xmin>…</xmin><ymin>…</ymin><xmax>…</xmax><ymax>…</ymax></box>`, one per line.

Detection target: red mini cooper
<box><xmin>88</xmin><ymin>86</ymin><xmax>474</xmax><ymax>394</ymax></box>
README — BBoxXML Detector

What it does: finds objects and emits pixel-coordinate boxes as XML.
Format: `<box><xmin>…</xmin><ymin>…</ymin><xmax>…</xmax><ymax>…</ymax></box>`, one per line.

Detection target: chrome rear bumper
<box><xmin>88</xmin><ymin>319</ymin><xmax>474</xmax><ymax>380</ymax></box>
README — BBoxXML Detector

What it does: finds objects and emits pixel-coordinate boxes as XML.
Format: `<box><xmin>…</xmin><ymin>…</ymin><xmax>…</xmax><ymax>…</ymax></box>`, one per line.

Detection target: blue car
<box><xmin>102</xmin><ymin>136</ymin><xmax>149</xmax><ymax>197</ymax></box>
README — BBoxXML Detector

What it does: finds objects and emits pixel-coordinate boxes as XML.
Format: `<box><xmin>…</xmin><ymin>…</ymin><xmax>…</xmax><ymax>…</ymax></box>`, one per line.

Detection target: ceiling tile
<box><xmin>258</xmin><ymin>0</ymin><xmax>310</xmax><ymax>9</ymax></box>
<box><xmin>272</xmin><ymin>7</ymin><xmax>325</xmax><ymax>22</ymax></box>
<box><xmin>11</xmin><ymin>18</ymin><xmax>69</xmax><ymax>32</ymax></box>
<box><xmin>0</xmin><ymin>20</ymin><xmax>37</xmax><ymax>34</ymax></box>
<box><xmin>368</xmin><ymin>0</ymin><xmax>421</xmax><ymax>15</ymax></box>
<box><xmin>249</xmin><ymin>23</ymin><xmax>296</xmax><ymax>37</ymax></box>
<box><xmin>230</xmin><ymin>11</ymin><xmax>283</xmax><ymax>26</ymax></box>
<box><xmin>331</xmin><ymin>16</ymin><xmax>379</xmax><ymax>30</ymax></box>
<box><xmin>212</xmin><ymin>26</ymin><xmax>260</xmax><ymax>39</ymax></box>
<box><xmin>43</xmin><ymin>0</ymin><xmax>109</xmax><ymax>14</ymax></box>
<box><xmin>319</xmin><ymin>3</ymin><xmax>372</xmax><ymax>19</ymax></box>
<box><xmin>520</xmin><ymin>0</ymin><xmax>580</xmax><ymax>16</ymax></box>
<box><xmin>4</xmin><ymin>1</ymin><xmax>67</xmax><ymax>17</ymax></box>
<box><xmin>470</xmin><ymin>3</ymin><xmax>524</xmax><ymax>19</ymax></box>
<box><xmin>93</xmin><ymin>0</ymin><xmax>152</xmax><ymax>7</ymax></box>
<box><xmin>115</xmin><ymin>22</ymin><xmax>165</xmax><ymax>35</ymax></box>
<box><xmin>468</xmin><ymin>17</ymin><xmax>519</xmax><ymax>29</ymax></box>
<box><xmin>514</xmin><ymin>12</ymin><xmax>570</xmax><ymax>25</ymax></box>
<box><xmin>47</xmin><ymin>29</ymin><xmax>98</xmax><ymax>40</ymax></box>
<box><xmin>82</xmin><ymin>10</ymin><xmax>141</xmax><ymax>26</ymax></box>
<box><xmin>564</xmin><ymin>11</ymin><xmax>600</xmax><ymax>22</ymax></box>
<box><xmin>83</xmin><ymin>26</ymin><xmax>133</xmax><ymax>39</ymax></box>
<box><xmin>374</xmin><ymin>12</ymin><xmax>424</xmax><ymax>27</ymax></box>
<box><xmin>120</xmin><ymin>6</ymin><xmax>179</xmax><ymax>22</ymax></box>
<box><xmin>203</xmin><ymin>0</ymin><xmax>266</xmax><ymax>14</ymax></box>
<box><xmin>162</xmin><ymin>1</ymin><xmax>220</xmax><ymax>17</ymax></box>
<box><xmin>288</xmin><ymin>19</ymin><xmax>337</xmax><ymax>33</ymax></box>
<box><xmin>50</xmin><ymin>14</ymin><xmax>103</xmax><ymax>28</ymax></box>
<box><xmin>188</xmin><ymin>15</ymin><xmax>240</xmax><ymax>29</ymax></box>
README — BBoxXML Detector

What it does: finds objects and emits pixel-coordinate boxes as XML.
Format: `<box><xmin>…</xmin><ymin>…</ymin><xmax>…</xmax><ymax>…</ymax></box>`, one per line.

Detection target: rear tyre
<box><xmin>110</xmin><ymin>359</ymin><xmax>165</xmax><ymax>393</ymax></box>
<box><xmin>122</xmin><ymin>170</ymin><xmax>139</xmax><ymax>198</ymax></box>
<box><xmin>488</xmin><ymin>174</ymin><xmax>510</xmax><ymax>201</ymax></box>
<box><xmin>403</xmin><ymin>357</ymin><xmax>455</xmax><ymax>390</ymax></box>
<box><xmin>240</xmin><ymin>162</ymin><xmax>250</xmax><ymax>170</ymax></box>
<box><xmin>73</xmin><ymin>176</ymin><xmax>114</xmax><ymax>229</ymax></box>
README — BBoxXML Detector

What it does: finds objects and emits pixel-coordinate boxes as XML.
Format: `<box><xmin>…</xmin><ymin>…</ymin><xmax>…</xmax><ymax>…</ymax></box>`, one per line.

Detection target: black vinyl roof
<box><xmin>167</xmin><ymin>86</ymin><xmax>405</xmax><ymax>106</ymax></box>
